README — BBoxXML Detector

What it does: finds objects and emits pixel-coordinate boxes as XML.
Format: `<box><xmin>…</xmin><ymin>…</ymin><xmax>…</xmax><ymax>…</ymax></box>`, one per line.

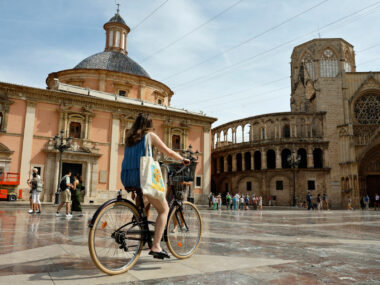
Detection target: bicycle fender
<box><xmin>88</xmin><ymin>198</ymin><xmax>137</xmax><ymax>228</ymax></box>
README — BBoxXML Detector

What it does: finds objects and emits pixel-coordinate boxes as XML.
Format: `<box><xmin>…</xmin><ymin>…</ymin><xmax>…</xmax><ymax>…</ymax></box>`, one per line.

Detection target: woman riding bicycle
<box><xmin>121</xmin><ymin>113</ymin><xmax>189</xmax><ymax>259</ymax></box>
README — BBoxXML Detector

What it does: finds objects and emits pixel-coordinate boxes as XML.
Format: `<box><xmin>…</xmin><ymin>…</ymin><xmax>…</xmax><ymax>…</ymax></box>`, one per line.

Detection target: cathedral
<box><xmin>211</xmin><ymin>38</ymin><xmax>380</xmax><ymax>208</ymax></box>
<box><xmin>0</xmin><ymin>11</ymin><xmax>216</xmax><ymax>204</ymax></box>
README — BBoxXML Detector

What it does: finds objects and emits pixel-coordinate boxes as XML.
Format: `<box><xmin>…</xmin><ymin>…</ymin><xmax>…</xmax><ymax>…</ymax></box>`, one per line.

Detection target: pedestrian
<box><xmin>317</xmin><ymin>194</ymin><xmax>322</xmax><ymax>210</ymax></box>
<box><xmin>347</xmin><ymin>196</ymin><xmax>353</xmax><ymax>210</ymax></box>
<box><xmin>232</xmin><ymin>194</ymin><xmax>237</xmax><ymax>211</ymax></box>
<box><xmin>360</xmin><ymin>197</ymin><xmax>365</xmax><ymax>210</ymax></box>
<box><xmin>245</xmin><ymin>195</ymin><xmax>249</xmax><ymax>210</ymax></box>
<box><xmin>258</xmin><ymin>196</ymin><xmax>263</xmax><ymax>211</ymax></box>
<box><xmin>239</xmin><ymin>195</ymin><xmax>244</xmax><ymax>210</ymax></box>
<box><xmin>226</xmin><ymin>192</ymin><xmax>232</xmax><ymax>210</ymax></box>
<box><xmin>71</xmin><ymin>173</ymin><xmax>83</xmax><ymax>216</ymax></box>
<box><xmin>322</xmin><ymin>193</ymin><xmax>329</xmax><ymax>210</ymax></box>
<box><xmin>208</xmin><ymin>192</ymin><xmax>213</xmax><ymax>208</ymax></box>
<box><xmin>212</xmin><ymin>194</ymin><xmax>217</xmax><ymax>210</ymax></box>
<box><xmin>56</xmin><ymin>170</ymin><xmax>73</xmax><ymax>218</ymax></box>
<box><xmin>27</xmin><ymin>168</ymin><xmax>42</xmax><ymax>214</ymax></box>
<box><xmin>306</xmin><ymin>192</ymin><xmax>314</xmax><ymax>210</ymax></box>
<box><xmin>364</xmin><ymin>195</ymin><xmax>370</xmax><ymax>210</ymax></box>
<box><xmin>217</xmin><ymin>193</ymin><xmax>222</xmax><ymax>210</ymax></box>
<box><xmin>236</xmin><ymin>193</ymin><xmax>240</xmax><ymax>210</ymax></box>
<box><xmin>375</xmin><ymin>193</ymin><xmax>380</xmax><ymax>211</ymax></box>
<box><xmin>268</xmin><ymin>195</ymin><xmax>272</xmax><ymax>206</ymax></box>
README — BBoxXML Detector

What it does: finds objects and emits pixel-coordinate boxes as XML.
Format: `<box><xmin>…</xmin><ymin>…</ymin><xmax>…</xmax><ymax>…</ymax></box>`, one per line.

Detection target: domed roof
<box><xmin>74</xmin><ymin>51</ymin><xmax>150</xmax><ymax>78</ymax></box>
<box><xmin>107</xmin><ymin>13</ymin><xmax>127</xmax><ymax>26</ymax></box>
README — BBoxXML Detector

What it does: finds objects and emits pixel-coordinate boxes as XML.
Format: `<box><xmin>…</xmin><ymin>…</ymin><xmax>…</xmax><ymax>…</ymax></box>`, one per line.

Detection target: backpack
<box><xmin>60</xmin><ymin>176</ymin><xmax>68</xmax><ymax>191</ymax></box>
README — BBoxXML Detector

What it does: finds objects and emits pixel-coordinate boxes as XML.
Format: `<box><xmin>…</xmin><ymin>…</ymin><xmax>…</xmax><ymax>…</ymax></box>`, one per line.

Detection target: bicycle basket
<box><xmin>168</xmin><ymin>161</ymin><xmax>197</xmax><ymax>185</ymax></box>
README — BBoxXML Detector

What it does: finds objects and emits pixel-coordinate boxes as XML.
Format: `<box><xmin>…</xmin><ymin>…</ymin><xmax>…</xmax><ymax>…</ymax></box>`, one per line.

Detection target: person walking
<box><xmin>236</xmin><ymin>193</ymin><xmax>240</xmax><ymax>210</ymax></box>
<box><xmin>347</xmin><ymin>196</ymin><xmax>353</xmax><ymax>210</ymax></box>
<box><xmin>208</xmin><ymin>192</ymin><xmax>213</xmax><ymax>208</ymax></box>
<box><xmin>120</xmin><ymin>113</ymin><xmax>189</xmax><ymax>259</ymax></box>
<box><xmin>71</xmin><ymin>174</ymin><xmax>83</xmax><ymax>216</ymax></box>
<box><xmin>317</xmin><ymin>194</ymin><xmax>322</xmax><ymax>210</ymax></box>
<box><xmin>56</xmin><ymin>170</ymin><xmax>73</xmax><ymax>218</ymax></box>
<box><xmin>27</xmin><ymin>168</ymin><xmax>42</xmax><ymax>214</ymax></box>
<box><xmin>232</xmin><ymin>194</ymin><xmax>237</xmax><ymax>211</ymax></box>
<box><xmin>322</xmin><ymin>193</ymin><xmax>329</xmax><ymax>210</ymax></box>
<box><xmin>226</xmin><ymin>192</ymin><xmax>232</xmax><ymax>210</ymax></box>
<box><xmin>258</xmin><ymin>196</ymin><xmax>263</xmax><ymax>211</ymax></box>
<box><xmin>245</xmin><ymin>195</ymin><xmax>249</xmax><ymax>210</ymax></box>
<box><xmin>217</xmin><ymin>193</ymin><xmax>222</xmax><ymax>210</ymax></box>
<box><xmin>374</xmin><ymin>193</ymin><xmax>380</xmax><ymax>211</ymax></box>
<box><xmin>364</xmin><ymin>195</ymin><xmax>370</xmax><ymax>210</ymax></box>
<box><xmin>239</xmin><ymin>195</ymin><xmax>244</xmax><ymax>210</ymax></box>
<box><xmin>306</xmin><ymin>192</ymin><xmax>314</xmax><ymax>210</ymax></box>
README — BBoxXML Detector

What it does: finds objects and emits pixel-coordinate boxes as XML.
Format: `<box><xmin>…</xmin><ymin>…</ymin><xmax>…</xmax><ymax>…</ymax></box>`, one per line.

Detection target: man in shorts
<box><xmin>56</xmin><ymin>170</ymin><xmax>73</xmax><ymax>218</ymax></box>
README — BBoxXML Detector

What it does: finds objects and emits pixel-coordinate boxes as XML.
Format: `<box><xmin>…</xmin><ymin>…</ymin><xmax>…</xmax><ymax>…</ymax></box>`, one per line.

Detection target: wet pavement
<box><xmin>0</xmin><ymin>206</ymin><xmax>379</xmax><ymax>284</ymax></box>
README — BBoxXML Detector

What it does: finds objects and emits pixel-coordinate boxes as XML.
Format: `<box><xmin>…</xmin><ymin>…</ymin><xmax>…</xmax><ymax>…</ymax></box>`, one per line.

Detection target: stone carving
<box><xmin>354</xmin><ymin>93</ymin><xmax>380</xmax><ymax>124</ymax></box>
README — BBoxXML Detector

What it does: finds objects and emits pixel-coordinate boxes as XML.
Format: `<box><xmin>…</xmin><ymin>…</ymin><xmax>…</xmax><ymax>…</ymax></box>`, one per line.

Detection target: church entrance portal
<box><xmin>366</xmin><ymin>175</ymin><xmax>380</xmax><ymax>207</ymax></box>
<box><xmin>62</xmin><ymin>163</ymin><xmax>82</xmax><ymax>182</ymax></box>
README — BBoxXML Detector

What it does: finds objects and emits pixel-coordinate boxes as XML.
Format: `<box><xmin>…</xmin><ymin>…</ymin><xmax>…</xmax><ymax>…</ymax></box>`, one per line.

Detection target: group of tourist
<box><xmin>209</xmin><ymin>192</ymin><xmax>263</xmax><ymax>211</ymax></box>
<box><xmin>303</xmin><ymin>192</ymin><xmax>329</xmax><ymax>210</ymax></box>
<box><xmin>27</xmin><ymin>169</ymin><xmax>84</xmax><ymax>218</ymax></box>
<box><xmin>359</xmin><ymin>194</ymin><xmax>380</xmax><ymax>211</ymax></box>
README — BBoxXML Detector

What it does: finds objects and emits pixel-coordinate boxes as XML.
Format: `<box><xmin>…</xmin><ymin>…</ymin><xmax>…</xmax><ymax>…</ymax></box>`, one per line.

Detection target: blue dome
<box><xmin>74</xmin><ymin>51</ymin><xmax>150</xmax><ymax>78</ymax></box>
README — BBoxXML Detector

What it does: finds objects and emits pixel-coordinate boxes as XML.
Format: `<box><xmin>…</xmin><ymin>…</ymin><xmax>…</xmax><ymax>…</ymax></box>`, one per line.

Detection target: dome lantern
<box><xmin>104</xmin><ymin>5</ymin><xmax>130</xmax><ymax>55</ymax></box>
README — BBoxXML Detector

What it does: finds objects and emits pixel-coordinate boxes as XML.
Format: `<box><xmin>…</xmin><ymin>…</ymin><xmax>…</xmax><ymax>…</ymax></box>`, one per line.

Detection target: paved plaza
<box><xmin>0</xmin><ymin>205</ymin><xmax>379</xmax><ymax>284</ymax></box>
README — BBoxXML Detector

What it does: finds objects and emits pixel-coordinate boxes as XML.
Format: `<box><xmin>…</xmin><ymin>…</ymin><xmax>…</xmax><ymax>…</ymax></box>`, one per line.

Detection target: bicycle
<box><xmin>88</xmin><ymin>148</ymin><xmax>202</xmax><ymax>275</ymax></box>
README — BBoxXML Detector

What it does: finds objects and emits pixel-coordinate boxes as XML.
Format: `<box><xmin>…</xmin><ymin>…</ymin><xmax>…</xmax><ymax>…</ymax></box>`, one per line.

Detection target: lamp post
<box><xmin>287</xmin><ymin>150</ymin><xmax>301</xmax><ymax>207</ymax></box>
<box><xmin>53</xmin><ymin>130</ymin><xmax>72</xmax><ymax>204</ymax></box>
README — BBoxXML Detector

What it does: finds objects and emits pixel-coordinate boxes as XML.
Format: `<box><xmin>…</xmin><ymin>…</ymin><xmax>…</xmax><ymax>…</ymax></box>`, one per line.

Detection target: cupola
<box><xmin>104</xmin><ymin>5</ymin><xmax>130</xmax><ymax>54</ymax></box>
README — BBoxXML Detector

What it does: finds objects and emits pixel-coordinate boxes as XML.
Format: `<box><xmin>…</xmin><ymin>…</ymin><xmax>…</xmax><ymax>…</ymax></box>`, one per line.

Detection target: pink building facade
<box><xmin>0</xmin><ymin>11</ymin><xmax>216</xmax><ymax>204</ymax></box>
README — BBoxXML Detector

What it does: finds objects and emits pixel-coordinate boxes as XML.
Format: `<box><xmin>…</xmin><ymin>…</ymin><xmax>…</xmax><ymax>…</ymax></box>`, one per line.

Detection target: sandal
<box><xmin>149</xmin><ymin>249</ymin><xmax>170</xmax><ymax>260</ymax></box>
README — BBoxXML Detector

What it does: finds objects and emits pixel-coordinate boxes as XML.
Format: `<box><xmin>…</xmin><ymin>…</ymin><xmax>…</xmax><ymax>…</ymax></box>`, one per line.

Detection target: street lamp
<box><xmin>287</xmin><ymin>150</ymin><xmax>301</xmax><ymax>207</ymax></box>
<box><xmin>53</xmin><ymin>130</ymin><xmax>72</xmax><ymax>204</ymax></box>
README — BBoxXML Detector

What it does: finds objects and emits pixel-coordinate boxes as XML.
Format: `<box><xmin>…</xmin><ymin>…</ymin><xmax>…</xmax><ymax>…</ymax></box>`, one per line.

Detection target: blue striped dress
<box><xmin>121</xmin><ymin>135</ymin><xmax>148</xmax><ymax>188</ymax></box>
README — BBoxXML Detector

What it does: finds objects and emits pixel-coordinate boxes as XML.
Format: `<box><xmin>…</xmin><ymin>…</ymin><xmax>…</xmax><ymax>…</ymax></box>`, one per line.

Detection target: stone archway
<box><xmin>358</xmin><ymin>130</ymin><xmax>380</xmax><ymax>207</ymax></box>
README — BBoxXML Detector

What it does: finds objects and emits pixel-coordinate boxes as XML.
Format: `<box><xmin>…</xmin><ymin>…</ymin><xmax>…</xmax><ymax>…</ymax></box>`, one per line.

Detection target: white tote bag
<box><xmin>140</xmin><ymin>133</ymin><xmax>166</xmax><ymax>201</ymax></box>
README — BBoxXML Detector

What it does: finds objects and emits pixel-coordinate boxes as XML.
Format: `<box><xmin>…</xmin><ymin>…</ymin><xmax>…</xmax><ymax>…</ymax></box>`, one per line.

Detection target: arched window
<box><xmin>236</xmin><ymin>126</ymin><xmax>243</xmax><ymax>143</ymax></box>
<box><xmin>108</xmin><ymin>30</ymin><xmax>114</xmax><ymax>47</ymax></box>
<box><xmin>244</xmin><ymin>152</ymin><xmax>251</xmax><ymax>170</ymax></box>
<box><xmin>0</xmin><ymin>112</ymin><xmax>3</xmax><ymax>130</ymax></box>
<box><xmin>281</xmin><ymin>149</ymin><xmax>291</xmax><ymax>168</ymax></box>
<box><xmin>354</xmin><ymin>93</ymin><xmax>380</xmax><ymax>124</ymax></box>
<box><xmin>69</xmin><ymin>122</ymin><xmax>81</xmax><ymax>138</ymax></box>
<box><xmin>219</xmin><ymin>157</ymin><xmax>224</xmax><ymax>173</ymax></box>
<box><xmin>320</xmin><ymin>49</ymin><xmax>338</xmax><ymax>77</ymax></box>
<box><xmin>227</xmin><ymin>155</ymin><xmax>232</xmax><ymax>172</ymax></box>
<box><xmin>313</xmin><ymin>148</ymin><xmax>323</xmax><ymax>168</ymax></box>
<box><xmin>254</xmin><ymin>151</ymin><xmax>261</xmax><ymax>170</ymax></box>
<box><xmin>227</xmin><ymin>128</ymin><xmax>233</xmax><ymax>143</ymax></box>
<box><xmin>267</xmin><ymin>149</ymin><xmax>276</xmax><ymax>169</ymax></box>
<box><xmin>220</xmin><ymin>131</ymin><xmax>225</xmax><ymax>142</ymax></box>
<box><xmin>213</xmin><ymin>133</ymin><xmax>218</xmax><ymax>149</ymax></box>
<box><xmin>236</xmin><ymin>153</ymin><xmax>242</xmax><ymax>171</ymax></box>
<box><xmin>283</xmin><ymin>125</ymin><xmax>290</xmax><ymax>138</ymax></box>
<box><xmin>301</xmin><ymin>53</ymin><xmax>315</xmax><ymax>80</ymax></box>
<box><xmin>243</xmin><ymin>124</ymin><xmax>250</xmax><ymax>142</ymax></box>
<box><xmin>297</xmin><ymin>148</ymin><xmax>307</xmax><ymax>168</ymax></box>
<box><xmin>344</xmin><ymin>61</ymin><xmax>352</xmax><ymax>72</ymax></box>
<box><xmin>261</xmin><ymin>128</ymin><xmax>265</xmax><ymax>140</ymax></box>
<box><xmin>172</xmin><ymin>135</ymin><xmax>181</xmax><ymax>150</ymax></box>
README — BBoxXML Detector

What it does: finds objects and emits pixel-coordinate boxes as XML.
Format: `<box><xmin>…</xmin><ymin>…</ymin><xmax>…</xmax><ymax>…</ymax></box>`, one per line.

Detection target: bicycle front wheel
<box><xmin>166</xmin><ymin>201</ymin><xmax>202</xmax><ymax>259</ymax></box>
<box><xmin>88</xmin><ymin>201</ymin><xmax>143</xmax><ymax>275</ymax></box>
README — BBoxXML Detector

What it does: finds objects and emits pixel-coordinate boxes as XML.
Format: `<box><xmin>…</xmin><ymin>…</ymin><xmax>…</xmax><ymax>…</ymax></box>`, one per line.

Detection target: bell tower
<box><xmin>104</xmin><ymin>5</ymin><xmax>130</xmax><ymax>55</ymax></box>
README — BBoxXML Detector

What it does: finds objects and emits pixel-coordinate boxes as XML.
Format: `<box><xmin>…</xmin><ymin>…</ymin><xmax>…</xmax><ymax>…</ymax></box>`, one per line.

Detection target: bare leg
<box><xmin>146</xmin><ymin>196</ymin><xmax>169</xmax><ymax>252</ymax></box>
<box><xmin>66</xmin><ymin>203</ymin><xmax>70</xmax><ymax>215</ymax></box>
<box><xmin>57</xmin><ymin>202</ymin><xmax>65</xmax><ymax>213</ymax></box>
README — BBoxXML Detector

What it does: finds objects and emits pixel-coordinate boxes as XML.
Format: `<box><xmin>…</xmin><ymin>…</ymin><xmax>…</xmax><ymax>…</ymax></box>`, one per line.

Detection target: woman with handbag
<box><xmin>121</xmin><ymin>113</ymin><xmax>189</xmax><ymax>260</ymax></box>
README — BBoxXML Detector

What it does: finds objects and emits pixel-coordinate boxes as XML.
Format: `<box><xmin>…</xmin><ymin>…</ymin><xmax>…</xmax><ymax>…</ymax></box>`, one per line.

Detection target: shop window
<box><xmin>172</xmin><ymin>135</ymin><xmax>181</xmax><ymax>150</ymax></box>
<box><xmin>307</xmin><ymin>180</ymin><xmax>315</xmax><ymax>190</ymax></box>
<box><xmin>69</xmin><ymin>122</ymin><xmax>81</xmax><ymax>139</ymax></box>
<box><xmin>276</xmin><ymin>180</ymin><xmax>283</xmax><ymax>190</ymax></box>
<box><xmin>119</xmin><ymin>90</ymin><xmax>126</xmax><ymax>96</ymax></box>
<box><xmin>246</xmin><ymin>181</ymin><xmax>252</xmax><ymax>191</ymax></box>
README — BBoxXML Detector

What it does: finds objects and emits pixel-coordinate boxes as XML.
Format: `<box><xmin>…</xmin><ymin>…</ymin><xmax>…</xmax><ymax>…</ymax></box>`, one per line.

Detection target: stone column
<box><xmin>224</xmin><ymin>156</ymin><xmax>228</xmax><ymax>173</ymax></box>
<box><xmin>261</xmin><ymin>148</ymin><xmax>267</xmax><ymax>169</ymax></box>
<box><xmin>203</xmin><ymin>128</ymin><xmax>211</xmax><ymax>198</ymax></box>
<box><xmin>307</xmin><ymin>146</ymin><xmax>313</xmax><ymax>168</ymax></box>
<box><xmin>232</xmin><ymin>154</ymin><xmax>237</xmax><ymax>172</ymax></box>
<box><xmin>19</xmin><ymin>101</ymin><xmax>36</xmax><ymax>189</ymax></box>
<box><xmin>251</xmin><ymin>151</ymin><xmax>254</xmax><ymax>170</ymax></box>
<box><xmin>108</xmin><ymin>116</ymin><xmax>120</xmax><ymax>191</ymax></box>
<box><xmin>276</xmin><ymin>147</ymin><xmax>281</xmax><ymax>169</ymax></box>
<box><xmin>85</xmin><ymin>161</ymin><xmax>92</xmax><ymax>198</ymax></box>
<box><xmin>242</xmin><ymin>152</ymin><xmax>246</xmax><ymax>171</ymax></box>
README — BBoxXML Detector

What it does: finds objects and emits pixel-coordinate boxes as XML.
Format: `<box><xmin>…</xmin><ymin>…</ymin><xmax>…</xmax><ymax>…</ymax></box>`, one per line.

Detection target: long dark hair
<box><xmin>125</xmin><ymin>113</ymin><xmax>153</xmax><ymax>146</ymax></box>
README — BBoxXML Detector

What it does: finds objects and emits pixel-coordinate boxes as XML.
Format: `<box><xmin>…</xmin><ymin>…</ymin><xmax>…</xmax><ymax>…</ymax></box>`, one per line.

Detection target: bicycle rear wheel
<box><xmin>166</xmin><ymin>201</ymin><xmax>202</xmax><ymax>259</ymax></box>
<box><xmin>88</xmin><ymin>201</ymin><xmax>143</xmax><ymax>275</ymax></box>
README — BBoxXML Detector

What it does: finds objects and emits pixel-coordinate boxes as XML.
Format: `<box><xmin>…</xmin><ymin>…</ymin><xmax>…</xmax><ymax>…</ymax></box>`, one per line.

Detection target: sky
<box><xmin>0</xmin><ymin>0</ymin><xmax>379</xmax><ymax>127</ymax></box>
